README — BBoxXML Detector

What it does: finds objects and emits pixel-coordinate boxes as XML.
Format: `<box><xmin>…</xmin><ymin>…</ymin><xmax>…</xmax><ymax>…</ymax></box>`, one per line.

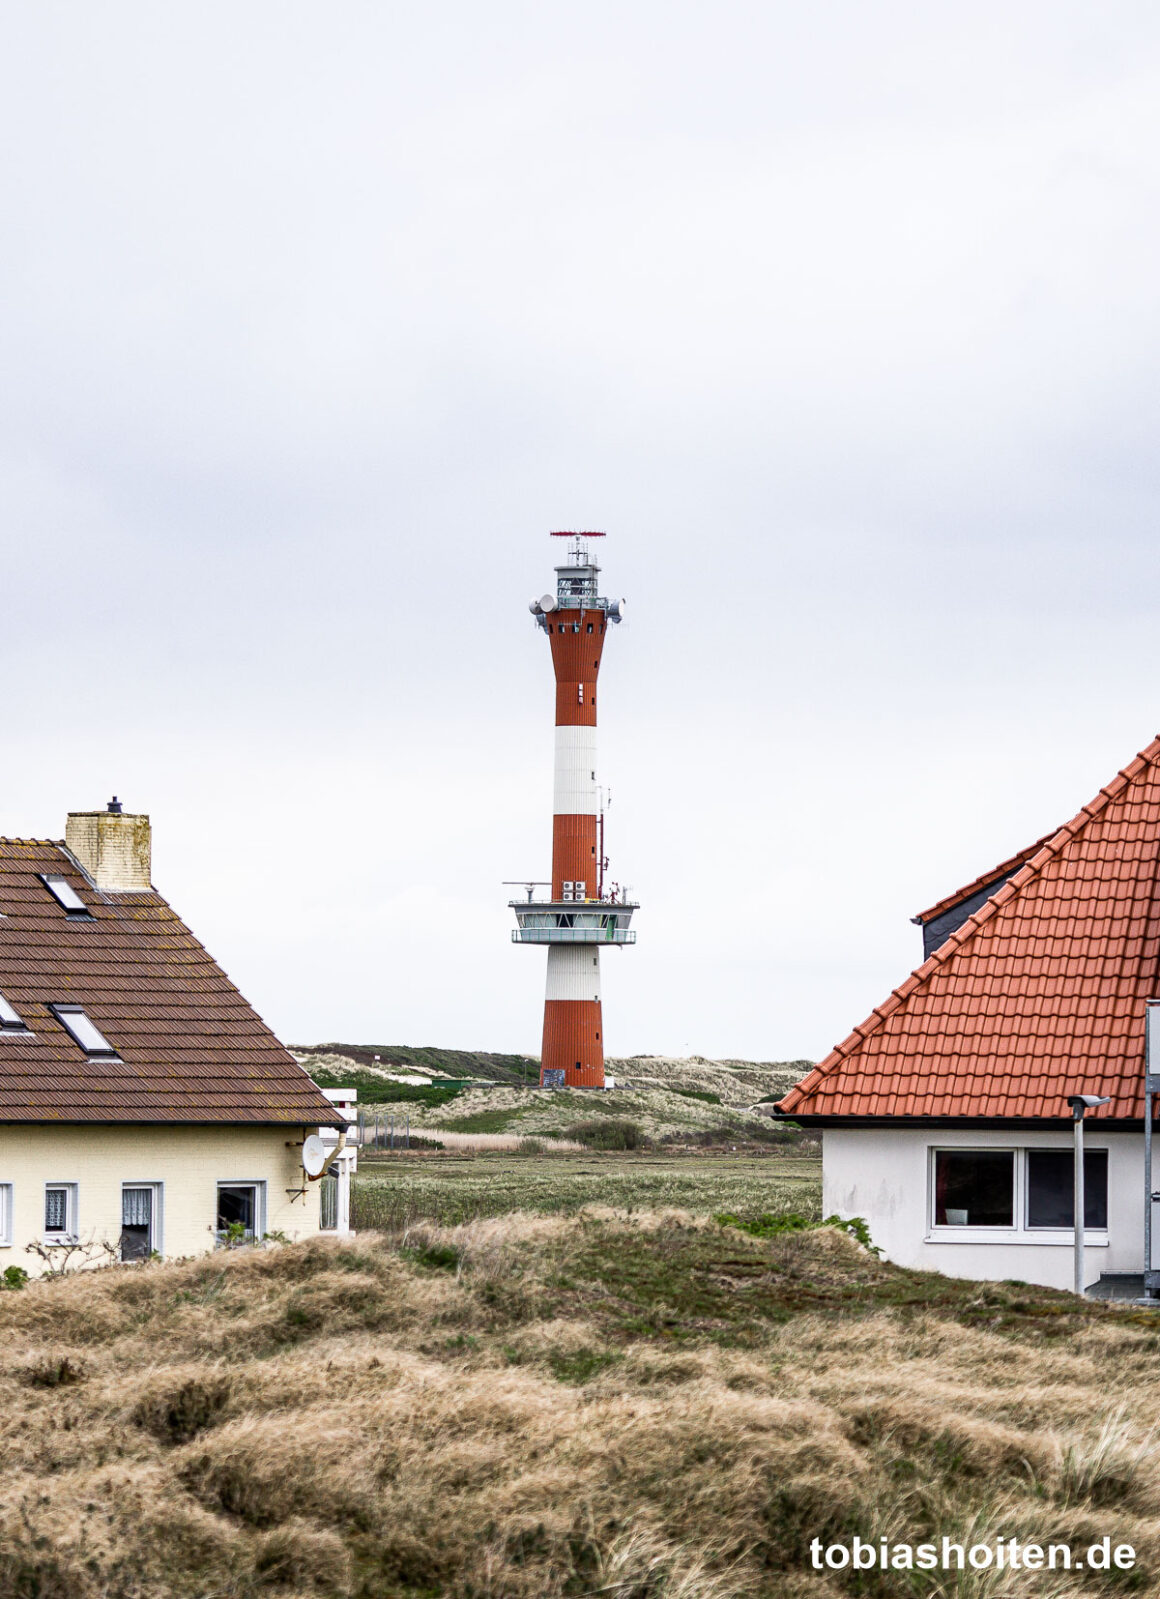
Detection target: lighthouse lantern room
<box><xmin>510</xmin><ymin>533</ymin><xmax>636</xmax><ymax>1089</ymax></box>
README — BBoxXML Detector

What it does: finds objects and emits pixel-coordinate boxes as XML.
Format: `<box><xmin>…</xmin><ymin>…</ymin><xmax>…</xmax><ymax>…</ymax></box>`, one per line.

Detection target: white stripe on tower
<box><xmin>553</xmin><ymin>726</ymin><xmax>598</xmax><ymax>816</ymax></box>
<box><xmin>545</xmin><ymin>944</ymin><xmax>602</xmax><ymax>1002</ymax></box>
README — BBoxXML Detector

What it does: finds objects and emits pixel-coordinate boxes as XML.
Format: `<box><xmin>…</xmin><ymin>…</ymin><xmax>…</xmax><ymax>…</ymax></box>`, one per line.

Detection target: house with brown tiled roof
<box><xmin>0</xmin><ymin>801</ymin><xmax>345</xmax><ymax>1276</ymax></box>
<box><xmin>776</xmin><ymin>736</ymin><xmax>1160</xmax><ymax>1295</ymax></box>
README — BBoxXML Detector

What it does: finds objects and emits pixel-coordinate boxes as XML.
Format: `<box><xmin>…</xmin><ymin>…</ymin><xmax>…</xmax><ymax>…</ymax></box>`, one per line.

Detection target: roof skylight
<box><xmin>50</xmin><ymin>1005</ymin><xmax>118</xmax><ymax>1057</ymax></box>
<box><xmin>0</xmin><ymin>992</ymin><xmax>26</xmax><ymax>1032</ymax></box>
<box><xmin>40</xmin><ymin>875</ymin><xmax>88</xmax><ymax>914</ymax></box>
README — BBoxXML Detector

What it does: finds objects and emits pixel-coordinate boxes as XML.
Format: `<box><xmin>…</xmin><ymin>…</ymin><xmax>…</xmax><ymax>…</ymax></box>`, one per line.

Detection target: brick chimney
<box><xmin>65</xmin><ymin>798</ymin><xmax>152</xmax><ymax>891</ymax></box>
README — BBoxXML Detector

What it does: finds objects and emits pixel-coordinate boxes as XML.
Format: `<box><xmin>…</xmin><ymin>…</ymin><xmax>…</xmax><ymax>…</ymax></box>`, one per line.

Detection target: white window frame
<box><xmin>0</xmin><ymin>992</ymin><xmax>28</xmax><ymax>1033</ymax></box>
<box><xmin>929</xmin><ymin>1146</ymin><xmax>1017</xmax><ymax>1233</ymax></box>
<box><xmin>39</xmin><ymin>874</ymin><xmax>89</xmax><ymax>914</ymax></box>
<box><xmin>0</xmin><ymin>1183</ymin><xmax>12</xmax><ymax>1246</ymax></box>
<box><xmin>926</xmin><ymin>1146</ymin><xmax>1110</xmax><ymax>1247</ymax></box>
<box><xmin>1025</xmin><ymin>1147</ymin><xmax>1109</xmax><ymax>1233</ymax></box>
<box><xmin>121</xmin><ymin>1181</ymin><xmax>164</xmax><ymax>1259</ymax></box>
<box><xmin>49</xmin><ymin>1005</ymin><xmax>119</xmax><ymax>1059</ymax></box>
<box><xmin>43</xmin><ymin>1181</ymin><xmax>78</xmax><ymax>1243</ymax></box>
<box><xmin>216</xmin><ymin>1180</ymin><xmax>267</xmax><ymax>1242</ymax></box>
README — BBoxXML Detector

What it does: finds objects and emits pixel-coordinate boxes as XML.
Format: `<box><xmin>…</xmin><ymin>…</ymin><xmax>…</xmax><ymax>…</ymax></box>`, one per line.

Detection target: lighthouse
<box><xmin>511</xmin><ymin>532</ymin><xmax>637</xmax><ymax>1089</ymax></box>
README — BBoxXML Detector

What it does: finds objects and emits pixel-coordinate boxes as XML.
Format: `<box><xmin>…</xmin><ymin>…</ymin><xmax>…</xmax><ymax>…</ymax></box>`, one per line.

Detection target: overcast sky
<box><xmin>3</xmin><ymin>3</ymin><xmax>1160</xmax><ymax>1063</ymax></box>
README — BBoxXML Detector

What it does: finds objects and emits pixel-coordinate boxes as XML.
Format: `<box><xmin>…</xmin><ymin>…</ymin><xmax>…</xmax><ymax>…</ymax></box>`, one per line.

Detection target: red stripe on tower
<box><xmin>509</xmin><ymin>533</ymin><xmax>636</xmax><ymax>1090</ymax></box>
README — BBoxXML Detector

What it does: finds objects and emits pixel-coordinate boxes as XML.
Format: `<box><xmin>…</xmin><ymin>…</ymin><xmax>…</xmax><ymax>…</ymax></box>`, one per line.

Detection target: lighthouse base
<box><xmin>541</xmin><ymin>1000</ymin><xmax>604</xmax><ymax>1088</ymax></box>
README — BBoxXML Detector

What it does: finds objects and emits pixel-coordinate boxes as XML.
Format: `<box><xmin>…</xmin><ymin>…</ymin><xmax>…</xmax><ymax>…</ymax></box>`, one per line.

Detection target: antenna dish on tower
<box><xmin>540</xmin><ymin>593</ymin><xmax>558</xmax><ymax>612</ymax></box>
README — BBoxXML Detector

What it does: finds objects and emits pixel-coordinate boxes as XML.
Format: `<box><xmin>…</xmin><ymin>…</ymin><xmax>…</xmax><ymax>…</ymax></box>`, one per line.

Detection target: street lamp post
<box><xmin>1066</xmin><ymin>1093</ymin><xmax>1111</xmax><ymax>1298</ymax></box>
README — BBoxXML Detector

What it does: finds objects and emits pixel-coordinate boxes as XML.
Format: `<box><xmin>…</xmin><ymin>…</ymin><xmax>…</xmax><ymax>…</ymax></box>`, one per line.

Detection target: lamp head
<box><xmin>1067</xmin><ymin>1093</ymin><xmax>1112</xmax><ymax>1118</ymax></box>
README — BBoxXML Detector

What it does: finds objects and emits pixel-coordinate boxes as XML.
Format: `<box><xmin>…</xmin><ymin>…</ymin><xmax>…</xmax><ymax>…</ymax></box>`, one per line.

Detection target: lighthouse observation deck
<box><xmin>510</xmin><ymin>893</ymin><xmax>637</xmax><ymax>945</ymax></box>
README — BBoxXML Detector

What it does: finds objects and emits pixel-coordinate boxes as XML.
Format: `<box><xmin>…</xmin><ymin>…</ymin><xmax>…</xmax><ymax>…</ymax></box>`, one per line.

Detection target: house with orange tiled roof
<box><xmin>776</xmin><ymin>736</ymin><xmax>1160</xmax><ymax>1295</ymax></box>
<box><xmin>0</xmin><ymin>801</ymin><xmax>347</xmax><ymax>1276</ymax></box>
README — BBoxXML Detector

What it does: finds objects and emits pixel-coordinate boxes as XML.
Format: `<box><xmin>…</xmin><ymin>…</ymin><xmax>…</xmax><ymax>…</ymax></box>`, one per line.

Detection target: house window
<box><xmin>319</xmin><ymin>1173</ymin><xmax>339</xmax><ymax>1232</ymax></box>
<box><xmin>0</xmin><ymin>1184</ymin><xmax>11</xmax><ymax>1246</ymax></box>
<box><xmin>0</xmin><ymin>992</ymin><xmax>27</xmax><ymax>1032</ymax></box>
<box><xmin>933</xmin><ymin>1150</ymin><xmax>1014</xmax><ymax>1227</ymax></box>
<box><xmin>50</xmin><ymin>1005</ymin><xmax>118</xmax><ymax>1058</ymax></box>
<box><xmin>40</xmin><ymin>875</ymin><xmax>90</xmax><ymax>915</ymax></box>
<box><xmin>217</xmin><ymin>1182</ymin><xmax>265</xmax><ymax>1241</ymax></box>
<box><xmin>1027</xmin><ymin>1150</ymin><xmax>1108</xmax><ymax>1229</ymax></box>
<box><xmin>121</xmin><ymin>1184</ymin><xmax>161</xmax><ymax>1261</ymax></box>
<box><xmin>44</xmin><ymin>1183</ymin><xmax>78</xmax><ymax>1240</ymax></box>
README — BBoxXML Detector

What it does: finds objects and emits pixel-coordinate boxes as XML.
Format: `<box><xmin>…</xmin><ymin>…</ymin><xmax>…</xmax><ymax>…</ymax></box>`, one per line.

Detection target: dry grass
<box><xmin>352</xmin><ymin>1150</ymin><xmax>822</xmax><ymax>1230</ymax></box>
<box><xmin>423</xmin><ymin>1131</ymin><xmax>587</xmax><ymax>1154</ymax></box>
<box><xmin>411</xmin><ymin>1081</ymin><xmax>788</xmax><ymax>1142</ymax></box>
<box><xmin>2</xmin><ymin>1212</ymin><xmax>1160</xmax><ymax>1598</ymax></box>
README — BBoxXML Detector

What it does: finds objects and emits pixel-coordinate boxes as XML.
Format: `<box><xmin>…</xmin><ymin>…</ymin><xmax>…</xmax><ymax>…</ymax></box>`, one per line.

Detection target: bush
<box><xmin>1</xmin><ymin>1264</ymin><xmax>28</xmax><ymax>1290</ymax></box>
<box><xmin>670</xmin><ymin>1087</ymin><xmax>721</xmax><ymax>1104</ymax></box>
<box><xmin>440</xmin><ymin>1109</ymin><xmax>521</xmax><ymax>1135</ymax></box>
<box><xmin>133</xmin><ymin>1376</ymin><xmax>232</xmax><ymax>1444</ymax></box>
<box><xmin>564</xmin><ymin>1119</ymin><xmax>646</xmax><ymax>1151</ymax></box>
<box><xmin>715</xmin><ymin>1211</ymin><xmax>880</xmax><ymax>1253</ymax></box>
<box><xmin>310</xmin><ymin>1069</ymin><xmax>465</xmax><ymax>1109</ymax></box>
<box><xmin>22</xmin><ymin>1356</ymin><xmax>85</xmax><ymax>1388</ymax></box>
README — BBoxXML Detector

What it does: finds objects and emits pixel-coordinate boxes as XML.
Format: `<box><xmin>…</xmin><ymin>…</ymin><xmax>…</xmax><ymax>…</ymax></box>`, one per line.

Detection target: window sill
<box><xmin>925</xmin><ymin>1230</ymin><xmax>1110</xmax><ymax>1247</ymax></box>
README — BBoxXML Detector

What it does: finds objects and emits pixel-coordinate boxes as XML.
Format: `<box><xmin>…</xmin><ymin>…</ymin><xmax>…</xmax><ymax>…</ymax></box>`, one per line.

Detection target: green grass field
<box><xmin>351</xmin><ymin>1149</ymin><xmax>822</xmax><ymax>1230</ymax></box>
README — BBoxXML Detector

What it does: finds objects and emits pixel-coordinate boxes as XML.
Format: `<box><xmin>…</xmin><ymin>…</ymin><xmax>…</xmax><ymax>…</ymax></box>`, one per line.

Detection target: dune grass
<box><xmin>351</xmin><ymin>1150</ymin><xmax>822</xmax><ymax>1231</ymax></box>
<box><xmin>4</xmin><ymin>1201</ymin><xmax>1160</xmax><ymax>1598</ymax></box>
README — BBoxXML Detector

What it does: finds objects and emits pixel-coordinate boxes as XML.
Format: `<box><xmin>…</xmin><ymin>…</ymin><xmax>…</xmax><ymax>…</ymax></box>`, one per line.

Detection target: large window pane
<box><xmin>934</xmin><ymin>1151</ymin><xmax>1014</xmax><ymax>1226</ymax></box>
<box><xmin>217</xmin><ymin>1184</ymin><xmax>257</xmax><ymax>1237</ymax></box>
<box><xmin>1027</xmin><ymin>1150</ymin><xmax>1108</xmax><ymax>1229</ymax></box>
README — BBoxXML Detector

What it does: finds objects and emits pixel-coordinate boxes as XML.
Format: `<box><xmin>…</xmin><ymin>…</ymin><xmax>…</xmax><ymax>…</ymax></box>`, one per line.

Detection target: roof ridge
<box><xmin>779</xmin><ymin>732</ymin><xmax>1160</xmax><ymax>1115</ymax></box>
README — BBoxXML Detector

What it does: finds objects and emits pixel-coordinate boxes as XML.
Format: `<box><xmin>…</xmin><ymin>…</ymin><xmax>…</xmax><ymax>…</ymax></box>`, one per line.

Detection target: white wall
<box><xmin>823</xmin><ymin>1125</ymin><xmax>1144</xmax><ymax>1291</ymax></box>
<box><xmin>0</xmin><ymin>1124</ymin><xmax>327</xmax><ymax>1277</ymax></box>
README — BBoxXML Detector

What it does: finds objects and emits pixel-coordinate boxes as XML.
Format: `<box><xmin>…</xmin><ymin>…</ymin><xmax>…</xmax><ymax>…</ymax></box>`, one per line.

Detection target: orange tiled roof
<box><xmin>912</xmin><ymin>833</ymin><xmax>1055</xmax><ymax>925</ymax></box>
<box><xmin>778</xmin><ymin>736</ymin><xmax>1160</xmax><ymax>1124</ymax></box>
<box><xmin>0</xmin><ymin>840</ymin><xmax>344</xmax><ymax>1125</ymax></box>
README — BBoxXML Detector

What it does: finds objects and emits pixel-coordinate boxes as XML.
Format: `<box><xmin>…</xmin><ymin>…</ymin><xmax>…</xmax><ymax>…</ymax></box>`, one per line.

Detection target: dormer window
<box><xmin>50</xmin><ymin>1004</ymin><xmax>118</xmax><ymax>1058</ymax></box>
<box><xmin>0</xmin><ymin>992</ymin><xmax>27</xmax><ymax>1033</ymax></box>
<box><xmin>40</xmin><ymin>875</ymin><xmax>90</xmax><ymax>916</ymax></box>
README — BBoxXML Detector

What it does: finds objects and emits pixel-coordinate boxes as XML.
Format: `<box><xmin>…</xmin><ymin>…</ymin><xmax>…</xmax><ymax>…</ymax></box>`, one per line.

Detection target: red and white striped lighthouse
<box><xmin>511</xmin><ymin>533</ymin><xmax>636</xmax><ymax>1089</ymax></box>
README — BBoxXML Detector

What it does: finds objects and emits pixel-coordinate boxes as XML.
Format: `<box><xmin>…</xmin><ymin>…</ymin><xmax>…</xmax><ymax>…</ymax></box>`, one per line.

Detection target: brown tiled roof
<box><xmin>778</xmin><ymin>736</ymin><xmax>1160</xmax><ymax>1125</ymax></box>
<box><xmin>912</xmin><ymin>833</ymin><xmax>1055</xmax><ymax>925</ymax></box>
<box><xmin>0</xmin><ymin>840</ymin><xmax>344</xmax><ymax>1125</ymax></box>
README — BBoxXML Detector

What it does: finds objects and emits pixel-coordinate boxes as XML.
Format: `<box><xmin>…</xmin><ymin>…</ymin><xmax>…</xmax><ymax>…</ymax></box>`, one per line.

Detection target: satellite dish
<box><xmin>302</xmin><ymin>1134</ymin><xmax>329</xmax><ymax>1179</ymax></box>
<box><xmin>528</xmin><ymin>598</ymin><xmax>542</xmax><ymax>614</ymax></box>
<box><xmin>540</xmin><ymin>593</ymin><xmax>558</xmax><ymax>612</ymax></box>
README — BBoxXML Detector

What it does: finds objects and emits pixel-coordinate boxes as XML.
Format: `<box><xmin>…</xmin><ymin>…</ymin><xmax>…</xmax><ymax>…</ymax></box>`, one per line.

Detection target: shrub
<box><xmin>22</xmin><ymin>1355</ymin><xmax>85</xmax><ymax>1388</ymax></box>
<box><xmin>671</xmin><ymin>1087</ymin><xmax>722</xmax><ymax>1104</ymax></box>
<box><xmin>715</xmin><ymin>1211</ymin><xmax>880</xmax><ymax>1253</ymax></box>
<box><xmin>133</xmin><ymin>1375</ymin><xmax>232</xmax><ymax>1444</ymax></box>
<box><xmin>1</xmin><ymin>1264</ymin><xmax>28</xmax><ymax>1290</ymax></box>
<box><xmin>564</xmin><ymin>1119</ymin><xmax>646</xmax><ymax>1151</ymax></box>
<box><xmin>439</xmin><ymin>1108</ymin><xmax>521</xmax><ymax>1134</ymax></box>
